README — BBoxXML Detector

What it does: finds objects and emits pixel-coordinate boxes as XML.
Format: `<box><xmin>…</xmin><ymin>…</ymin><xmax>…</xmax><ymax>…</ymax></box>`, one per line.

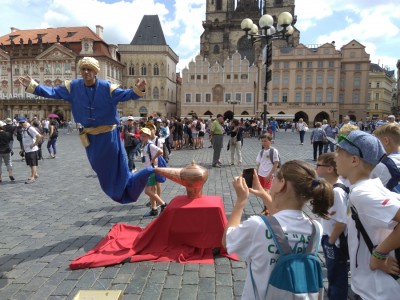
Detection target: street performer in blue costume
<box><xmin>18</xmin><ymin>57</ymin><xmax>153</xmax><ymax>204</ymax></box>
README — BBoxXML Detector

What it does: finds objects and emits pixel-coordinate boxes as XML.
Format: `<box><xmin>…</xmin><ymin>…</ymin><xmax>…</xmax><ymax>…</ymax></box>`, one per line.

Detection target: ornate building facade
<box><xmin>0</xmin><ymin>26</ymin><xmax>123</xmax><ymax>121</ymax></box>
<box><xmin>118</xmin><ymin>15</ymin><xmax>179</xmax><ymax>117</ymax></box>
<box><xmin>368</xmin><ymin>63</ymin><xmax>396</xmax><ymax>120</ymax></box>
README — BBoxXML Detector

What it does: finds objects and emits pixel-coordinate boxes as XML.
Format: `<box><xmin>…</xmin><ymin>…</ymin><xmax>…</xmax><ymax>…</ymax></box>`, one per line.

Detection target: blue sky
<box><xmin>1</xmin><ymin>0</ymin><xmax>399</xmax><ymax>73</ymax></box>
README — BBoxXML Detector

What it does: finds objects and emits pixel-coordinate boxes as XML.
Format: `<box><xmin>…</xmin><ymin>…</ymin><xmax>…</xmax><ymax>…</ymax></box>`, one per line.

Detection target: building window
<box><xmin>235</xmin><ymin>93</ymin><xmax>241</xmax><ymax>103</ymax></box>
<box><xmin>283</xmin><ymin>74</ymin><xmax>289</xmax><ymax>85</ymax></box>
<box><xmin>307</xmin><ymin>61</ymin><xmax>313</xmax><ymax>68</ymax></box>
<box><xmin>295</xmin><ymin>92</ymin><xmax>301</xmax><ymax>102</ymax></box>
<box><xmin>153</xmin><ymin>87</ymin><xmax>159</xmax><ymax>99</ymax></box>
<box><xmin>306</xmin><ymin>75</ymin><xmax>312</xmax><ymax>85</ymax></box>
<box><xmin>273</xmin><ymin>91</ymin><xmax>279</xmax><ymax>102</ymax></box>
<box><xmin>296</xmin><ymin>75</ymin><xmax>302</xmax><ymax>85</ymax></box>
<box><xmin>55</xmin><ymin>63</ymin><xmax>61</xmax><ymax>75</ymax></box>
<box><xmin>297</xmin><ymin>61</ymin><xmax>303</xmax><ymax>69</ymax></box>
<box><xmin>327</xmin><ymin>91</ymin><xmax>333</xmax><ymax>102</ymax></box>
<box><xmin>203</xmin><ymin>75</ymin><xmax>208</xmax><ymax>80</ymax></box>
<box><xmin>213</xmin><ymin>45</ymin><xmax>220</xmax><ymax>54</ymax></box>
<box><xmin>339</xmin><ymin>93</ymin><xmax>344</xmax><ymax>104</ymax></box>
<box><xmin>316</xmin><ymin>91</ymin><xmax>322</xmax><ymax>102</ymax></box>
<box><xmin>327</xmin><ymin>74</ymin><xmax>334</xmax><ymax>85</ymax></box>
<box><xmin>153</xmin><ymin>64</ymin><xmax>159</xmax><ymax>75</ymax></box>
<box><xmin>354</xmin><ymin>76</ymin><xmax>360</xmax><ymax>88</ymax></box>
<box><xmin>224</xmin><ymin>93</ymin><xmax>231</xmax><ymax>103</ymax></box>
<box><xmin>341</xmin><ymin>63</ymin><xmax>345</xmax><ymax>71</ymax></box>
<box><xmin>273</xmin><ymin>74</ymin><xmax>279</xmax><ymax>85</ymax></box>
<box><xmin>274</xmin><ymin>62</ymin><xmax>279</xmax><ymax>69</ymax></box>
<box><xmin>205</xmin><ymin>93</ymin><xmax>211</xmax><ymax>103</ymax></box>
<box><xmin>282</xmin><ymin>92</ymin><xmax>288</xmax><ymax>103</ymax></box>
<box><xmin>197</xmin><ymin>75</ymin><xmax>201</xmax><ymax>80</ymax></box>
<box><xmin>317</xmin><ymin>74</ymin><xmax>323</xmax><ymax>85</ymax></box>
<box><xmin>190</xmin><ymin>75</ymin><xmax>195</xmax><ymax>80</ymax></box>
<box><xmin>340</xmin><ymin>78</ymin><xmax>345</xmax><ymax>89</ymax></box>
<box><xmin>375</xmin><ymin>103</ymin><xmax>378</xmax><ymax>110</ymax></box>
<box><xmin>368</xmin><ymin>82</ymin><xmax>371</xmax><ymax>88</ymax></box>
<box><xmin>84</xmin><ymin>43</ymin><xmax>89</xmax><ymax>51</ymax></box>
<box><xmin>283</xmin><ymin>62</ymin><xmax>289</xmax><ymax>69</ymax></box>
<box><xmin>185</xmin><ymin>93</ymin><xmax>191</xmax><ymax>103</ymax></box>
<box><xmin>240</xmin><ymin>74</ymin><xmax>248</xmax><ymax>79</ymax></box>
<box><xmin>45</xmin><ymin>63</ymin><xmax>52</xmax><ymax>74</ymax></box>
<box><xmin>245</xmin><ymin>92</ymin><xmax>252</xmax><ymax>103</ymax></box>
<box><xmin>234</xmin><ymin>74</ymin><xmax>238</xmax><ymax>80</ymax></box>
<box><xmin>141</xmin><ymin>64</ymin><xmax>147</xmax><ymax>75</ymax></box>
<box><xmin>352</xmin><ymin>92</ymin><xmax>360</xmax><ymax>103</ymax></box>
<box><xmin>355</xmin><ymin>63</ymin><xmax>361</xmax><ymax>70</ymax></box>
<box><xmin>375</xmin><ymin>93</ymin><xmax>379</xmax><ymax>100</ymax></box>
<box><xmin>196</xmin><ymin>93</ymin><xmax>201</xmax><ymax>103</ymax></box>
<box><xmin>305</xmin><ymin>91</ymin><xmax>311</xmax><ymax>102</ymax></box>
<box><xmin>376</xmin><ymin>82</ymin><xmax>380</xmax><ymax>88</ymax></box>
<box><xmin>129</xmin><ymin>64</ymin><xmax>135</xmax><ymax>76</ymax></box>
<box><xmin>226</xmin><ymin>74</ymin><xmax>231</xmax><ymax>79</ymax></box>
<box><xmin>318</xmin><ymin>61</ymin><xmax>324</xmax><ymax>68</ymax></box>
<box><xmin>328</xmin><ymin>60</ymin><xmax>334</xmax><ymax>68</ymax></box>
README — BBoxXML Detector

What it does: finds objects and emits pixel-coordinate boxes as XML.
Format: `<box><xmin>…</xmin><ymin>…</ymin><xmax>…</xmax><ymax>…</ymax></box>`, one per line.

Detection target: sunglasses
<box><xmin>337</xmin><ymin>134</ymin><xmax>363</xmax><ymax>158</ymax></box>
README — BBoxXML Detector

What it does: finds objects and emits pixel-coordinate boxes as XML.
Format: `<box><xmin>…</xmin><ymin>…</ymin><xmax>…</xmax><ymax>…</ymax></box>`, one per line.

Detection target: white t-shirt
<box><xmin>321</xmin><ymin>178</ymin><xmax>348</xmax><ymax>247</ymax></box>
<box><xmin>348</xmin><ymin>178</ymin><xmax>400</xmax><ymax>299</ymax></box>
<box><xmin>142</xmin><ymin>142</ymin><xmax>160</xmax><ymax>167</ymax></box>
<box><xmin>370</xmin><ymin>153</ymin><xmax>400</xmax><ymax>187</ymax></box>
<box><xmin>22</xmin><ymin>125</ymin><xmax>40</xmax><ymax>153</ymax></box>
<box><xmin>226</xmin><ymin>210</ymin><xmax>322</xmax><ymax>300</ymax></box>
<box><xmin>256</xmin><ymin>148</ymin><xmax>279</xmax><ymax>177</ymax></box>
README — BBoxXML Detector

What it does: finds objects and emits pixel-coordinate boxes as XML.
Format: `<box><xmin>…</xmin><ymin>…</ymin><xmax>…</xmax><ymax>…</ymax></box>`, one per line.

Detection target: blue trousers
<box><xmin>321</xmin><ymin>235</ymin><xmax>348</xmax><ymax>300</ymax></box>
<box><xmin>299</xmin><ymin>130</ymin><xmax>305</xmax><ymax>143</ymax></box>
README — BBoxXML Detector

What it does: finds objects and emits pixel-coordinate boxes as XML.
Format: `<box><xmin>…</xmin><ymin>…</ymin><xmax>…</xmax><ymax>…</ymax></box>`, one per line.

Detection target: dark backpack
<box><xmin>332</xmin><ymin>183</ymin><xmax>350</xmax><ymax>259</ymax></box>
<box><xmin>195</xmin><ymin>120</ymin><xmax>202</xmax><ymax>131</ymax></box>
<box><xmin>50</xmin><ymin>125</ymin><xmax>58</xmax><ymax>138</ymax></box>
<box><xmin>259</xmin><ymin>147</ymin><xmax>281</xmax><ymax>168</ymax></box>
<box><xmin>380</xmin><ymin>156</ymin><xmax>400</xmax><ymax>193</ymax></box>
<box><xmin>250</xmin><ymin>215</ymin><xmax>323</xmax><ymax>299</ymax></box>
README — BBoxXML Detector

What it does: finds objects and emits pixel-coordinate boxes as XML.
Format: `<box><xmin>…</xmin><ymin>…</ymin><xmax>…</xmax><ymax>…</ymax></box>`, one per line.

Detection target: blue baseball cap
<box><xmin>17</xmin><ymin>116</ymin><xmax>26</xmax><ymax>123</ymax></box>
<box><xmin>336</xmin><ymin>130</ymin><xmax>386</xmax><ymax>166</ymax></box>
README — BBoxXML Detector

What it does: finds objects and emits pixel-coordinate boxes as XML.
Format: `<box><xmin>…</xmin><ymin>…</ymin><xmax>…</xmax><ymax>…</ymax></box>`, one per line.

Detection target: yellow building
<box><xmin>368</xmin><ymin>63</ymin><xmax>396</xmax><ymax>120</ymax></box>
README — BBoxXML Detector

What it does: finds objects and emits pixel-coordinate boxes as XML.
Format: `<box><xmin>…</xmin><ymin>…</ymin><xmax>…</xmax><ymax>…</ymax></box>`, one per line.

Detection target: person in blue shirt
<box><xmin>18</xmin><ymin>57</ymin><xmax>153</xmax><ymax>204</ymax></box>
<box><xmin>269</xmin><ymin>117</ymin><xmax>279</xmax><ymax>143</ymax></box>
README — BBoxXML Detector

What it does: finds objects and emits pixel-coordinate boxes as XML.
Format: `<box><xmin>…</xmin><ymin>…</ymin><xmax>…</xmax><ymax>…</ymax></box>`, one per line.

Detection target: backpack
<box><xmin>380</xmin><ymin>156</ymin><xmax>400</xmax><ymax>193</ymax></box>
<box><xmin>332</xmin><ymin>183</ymin><xmax>350</xmax><ymax>259</ymax></box>
<box><xmin>50</xmin><ymin>125</ymin><xmax>58</xmax><ymax>138</ymax></box>
<box><xmin>250</xmin><ymin>215</ymin><xmax>323</xmax><ymax>299</ymax></box>
<box><xmin>259</xmin><ymin>147</ymin><xmax>281</xmax><ymax>168</ymax></box>
<box><xmin>25</xmin><ymin>126</ymin><xmax>43</xmax><ymax>146</ymax></box>
<box><xmin>195</xmin><ymin>120</ymin><xmax>202</xmax><ymax>131</ymax></box>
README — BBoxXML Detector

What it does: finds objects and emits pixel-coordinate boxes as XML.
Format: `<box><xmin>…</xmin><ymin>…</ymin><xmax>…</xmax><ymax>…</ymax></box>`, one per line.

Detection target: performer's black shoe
<box><xmin>143</xmin><ymin>208</ymin><xmax>158</xmax><ymax>217</ymax></box>
<box><xmin>160</xmin><ymin>203</ymin><xmax>168</xmax><ymax>213</ymax></box>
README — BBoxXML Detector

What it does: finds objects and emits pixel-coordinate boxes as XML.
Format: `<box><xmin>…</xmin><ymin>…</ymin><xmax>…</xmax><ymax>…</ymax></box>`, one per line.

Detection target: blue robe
<box><xmin>31</xmin><ymin>78</ymin><xmax>153</xmax><ymax>204</ymax></box>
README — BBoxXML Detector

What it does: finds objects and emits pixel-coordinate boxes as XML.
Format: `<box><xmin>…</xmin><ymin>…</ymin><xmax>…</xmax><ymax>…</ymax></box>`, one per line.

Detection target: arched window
<box><xmin>129</xmin><ymin>64</ymin><xmax>134</xmax><ymax>76</ymax></box>
<box><xmin>213</xmin><ymin>45</ymin><xmax>220</xmax><ymax>54</ymax></box>
<box><xmin>141</xmin><ymin>64</ymin><xmax>147</xmax><ymax>76</ymax></box>
<box><xmin>216</xmin><ymin>0</ymin><xmax>222</xmax><ymax>10</ymax></box>
<box><xmin>153</xmin><ymin>64</ymin><xmax>159</xmax><ymax>76</ymax></box>
<box><xmin>153</xmin><ymin>87</ymin><xmax>159</xmax><ymax>99</ymax></box>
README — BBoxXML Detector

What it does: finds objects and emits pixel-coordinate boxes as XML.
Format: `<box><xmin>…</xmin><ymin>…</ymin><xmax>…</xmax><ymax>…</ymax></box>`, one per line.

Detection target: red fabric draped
<box><xmin>70</xmin><ymin>195</ymin><xmax>237</xmax><ymax>269</ymax></box>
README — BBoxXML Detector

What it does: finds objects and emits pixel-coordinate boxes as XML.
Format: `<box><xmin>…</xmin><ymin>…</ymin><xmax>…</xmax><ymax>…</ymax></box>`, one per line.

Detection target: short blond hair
<box><xmin>373</xmin><ymin>123</ymin><xmax>400</xmax><ymax>144</ymax></box>
<box><xmin>339</xmin><ymin>124</ymin><xmax>359</xmax><ymax>136</ymax></box>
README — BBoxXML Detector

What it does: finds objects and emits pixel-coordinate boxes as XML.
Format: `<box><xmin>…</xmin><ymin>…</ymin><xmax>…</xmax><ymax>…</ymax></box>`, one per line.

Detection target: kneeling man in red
<box><xmin>70</xmin><ymin>162</ymin><xmax>237</xmax><ymax>269</ymax></box>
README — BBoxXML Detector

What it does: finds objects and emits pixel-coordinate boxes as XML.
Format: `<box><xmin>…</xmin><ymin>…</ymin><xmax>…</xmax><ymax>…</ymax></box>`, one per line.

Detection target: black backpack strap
<box><xmin>333</xmin><ymin>183</ymin><xmax>350</xmax><ymax>194</ymax></box>
<box><xmin>381</xmin><ymin>156</ymin><xmax>400</xmax><ymax>191</ymax></box>
<box><xmin>259</xmin><ymin>215</ymin><xmax>292</xmax><ymax>255</ymax></box>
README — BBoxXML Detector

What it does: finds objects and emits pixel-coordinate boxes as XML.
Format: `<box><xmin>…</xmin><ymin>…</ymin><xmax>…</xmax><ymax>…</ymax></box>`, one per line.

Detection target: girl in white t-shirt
<box><xmin>222</xmin><ymin>160</ymin><xmax>332</xmax><ymax>300</ymax></box>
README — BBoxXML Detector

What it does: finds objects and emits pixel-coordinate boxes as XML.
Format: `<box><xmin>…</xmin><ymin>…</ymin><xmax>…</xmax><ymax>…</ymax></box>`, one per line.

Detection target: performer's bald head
<box><xmin>78</xmin><ymin>57</ymin><xmax>100</xmax><ymax>74</ymax></box>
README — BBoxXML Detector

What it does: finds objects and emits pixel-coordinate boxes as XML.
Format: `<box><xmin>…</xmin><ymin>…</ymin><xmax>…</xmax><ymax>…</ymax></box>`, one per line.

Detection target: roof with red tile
<box><xmin>0</xmin><ymin>26</ymin><xmax>104</xmax><ymax>46</ymax></box>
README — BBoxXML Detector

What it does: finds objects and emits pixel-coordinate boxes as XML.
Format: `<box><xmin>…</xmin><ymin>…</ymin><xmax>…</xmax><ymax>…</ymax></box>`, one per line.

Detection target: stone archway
<box><xmin>224</xmin><ymin>110</ymin><xmax>234</xmax><ymax>121</ymax></box>
<box><xmin>294</xmin><ymin>111</ymin><xmax>309</xmax><ymax>124</ymax></box>
<box><xmin>314</xmin><ymin>111</ymin><xmax>330</xmax><ymax>126</ymax></box>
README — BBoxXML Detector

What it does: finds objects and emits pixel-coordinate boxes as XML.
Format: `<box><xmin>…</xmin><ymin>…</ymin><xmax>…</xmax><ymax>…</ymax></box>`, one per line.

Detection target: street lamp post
<box><xmin>241</xmin><ymin>12</ymin><xmax>294</xmax><ymax>133</ymax></box>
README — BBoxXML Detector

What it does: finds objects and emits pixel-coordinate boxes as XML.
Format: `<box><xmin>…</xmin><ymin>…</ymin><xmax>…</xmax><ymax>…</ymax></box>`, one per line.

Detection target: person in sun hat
<box><xmin>17</xmin><ymin>57</ymin><xmax>153</xmax><ymax>204</ymax></box>
<box><xmin>334</xmin><ymin>130</ymin><xmax>400</xmax><ymax>299</ymax></box>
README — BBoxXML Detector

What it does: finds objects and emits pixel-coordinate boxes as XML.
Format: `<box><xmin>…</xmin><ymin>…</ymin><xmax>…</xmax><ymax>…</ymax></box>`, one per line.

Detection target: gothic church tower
<box><xmin>200</xmin><ymin>0</ymin><xmax>299</xmax><ymax>65</ymax></box>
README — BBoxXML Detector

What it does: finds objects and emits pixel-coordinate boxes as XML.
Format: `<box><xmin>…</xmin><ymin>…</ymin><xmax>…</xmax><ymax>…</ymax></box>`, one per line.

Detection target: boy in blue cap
<box><xmin>334</xmin><ymin>130</ymin><xmax>400</xmax><ymax>299</ymax></box>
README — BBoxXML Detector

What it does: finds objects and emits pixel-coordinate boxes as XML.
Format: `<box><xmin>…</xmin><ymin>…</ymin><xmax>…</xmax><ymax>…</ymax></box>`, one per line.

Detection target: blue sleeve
<box><xmin>34</xmin><ymin>85</ymin><xmax>71</xmax><ymax>102</ymax></box>
<box><xmin>111</xmin><ymin>87</ymin><xmax>142</xmax><ymax>104</ymax></box>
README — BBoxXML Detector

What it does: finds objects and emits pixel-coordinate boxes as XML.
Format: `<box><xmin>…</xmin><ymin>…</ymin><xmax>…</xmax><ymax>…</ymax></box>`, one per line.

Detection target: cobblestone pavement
<box><xmin>0</xmin><ymin>130</ymin><xmax>356</xmax><ymax>299</ymax></box>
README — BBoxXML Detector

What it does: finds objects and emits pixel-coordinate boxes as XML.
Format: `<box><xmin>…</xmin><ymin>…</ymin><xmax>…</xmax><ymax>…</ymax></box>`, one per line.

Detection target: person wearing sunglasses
<box><xmin>334</xmin><ymin>130</ymin><xmax>400</xmax><ymax>300</ymax></box>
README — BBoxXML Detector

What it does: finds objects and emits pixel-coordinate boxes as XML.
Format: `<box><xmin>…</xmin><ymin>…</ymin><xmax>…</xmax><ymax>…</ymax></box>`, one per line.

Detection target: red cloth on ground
<box><xmin>70</xmin><ymin>195</ymin><xmax>237</xmax><ymax>269</ymax></box>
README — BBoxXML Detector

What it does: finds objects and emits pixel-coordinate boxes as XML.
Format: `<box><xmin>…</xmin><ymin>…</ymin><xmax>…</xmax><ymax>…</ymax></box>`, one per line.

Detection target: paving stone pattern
<box><xmin>0</xmin><ymin>130</ymin><xmax>357</xmax><ymax>299</ymax></box>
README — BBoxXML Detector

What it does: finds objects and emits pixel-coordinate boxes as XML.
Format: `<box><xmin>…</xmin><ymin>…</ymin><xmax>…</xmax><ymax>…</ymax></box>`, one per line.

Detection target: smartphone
<box><xmin>242</xmin><ymin>168</ymin><xmax>254</xmax><ymax>188</ymax></box>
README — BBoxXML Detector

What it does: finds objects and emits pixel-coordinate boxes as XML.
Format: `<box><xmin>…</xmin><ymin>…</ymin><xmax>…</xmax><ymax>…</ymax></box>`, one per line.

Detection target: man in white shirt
<box><xmin>19</xmin><ymin>117</ymin><xmax>43</xmax><ymax>184</ymax></box>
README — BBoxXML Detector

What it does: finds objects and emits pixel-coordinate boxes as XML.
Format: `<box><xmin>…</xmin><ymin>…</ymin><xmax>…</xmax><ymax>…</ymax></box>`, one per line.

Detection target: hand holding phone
<box><xmin>242</xmin><ymin>168</ymin><xmax>254</xmax><ymax>188</ymax></box>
